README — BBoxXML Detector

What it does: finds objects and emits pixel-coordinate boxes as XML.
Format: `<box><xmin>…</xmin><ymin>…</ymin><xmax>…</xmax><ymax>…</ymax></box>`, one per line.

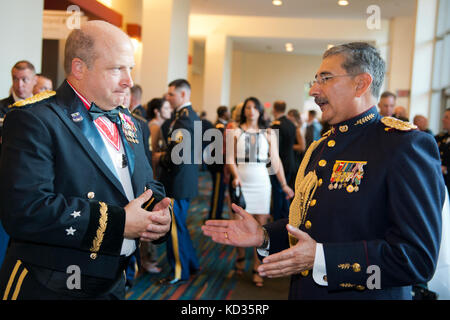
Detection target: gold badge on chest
<box><xmin>329</xmin><ymin>160</ymin><xmax>367</xmax><ymax>192</ymax></box>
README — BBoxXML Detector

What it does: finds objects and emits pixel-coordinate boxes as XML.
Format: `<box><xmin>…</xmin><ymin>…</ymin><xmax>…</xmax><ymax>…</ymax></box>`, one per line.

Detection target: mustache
<box><xmin>315</xmin><ymin>97</ymin><xmax>328</xmax><ymax>105</ymax></box>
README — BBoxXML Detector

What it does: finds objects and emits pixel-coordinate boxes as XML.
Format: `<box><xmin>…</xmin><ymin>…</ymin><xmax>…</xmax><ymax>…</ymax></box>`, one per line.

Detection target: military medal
<box><xmin>119</xmin><ymin>112</ymin><xmax>139</xmax><ymax>144</ymax></box>
<box><xmin>329</xmin><ymin>160</ymin><xmax>367</xmax><ymax>193</ymax></box>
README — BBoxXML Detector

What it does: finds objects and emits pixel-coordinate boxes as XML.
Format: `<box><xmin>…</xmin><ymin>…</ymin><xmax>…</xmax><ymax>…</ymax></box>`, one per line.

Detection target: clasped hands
<box><xmin>124</xmin><ymin>189</ymin><xmax>171</xmax><ymax>242</ymax></box>
<box><xmin>201</xmin><ymin>204</ymin><xmax>317</xmax><ymax>278</ymax></box>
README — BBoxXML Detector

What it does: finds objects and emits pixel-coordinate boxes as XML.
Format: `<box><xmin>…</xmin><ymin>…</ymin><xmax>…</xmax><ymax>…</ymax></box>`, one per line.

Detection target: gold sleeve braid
<box><xmin>90</xmin><ymin>202</ymin><xmax>108</xmax><ymax>259</ymax></box>
<box><xmin>288</xmin><ymin>135</ymin><xmax>328</xmax><ymax>247</ymax></box>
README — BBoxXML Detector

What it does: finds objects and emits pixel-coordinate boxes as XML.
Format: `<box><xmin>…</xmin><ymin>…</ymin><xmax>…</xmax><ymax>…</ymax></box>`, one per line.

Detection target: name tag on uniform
<box><xmin>328</xmin><ymin>160</ymin><xmax>367</xmax><ymax>193</ymax></box>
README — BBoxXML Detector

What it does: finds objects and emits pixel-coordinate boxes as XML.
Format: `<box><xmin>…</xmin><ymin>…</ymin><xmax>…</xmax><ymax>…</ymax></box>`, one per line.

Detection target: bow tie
<box><xmin>89</xmin><ymin>103</ymin><xmax>120</xmax><ymax>122</ymax></box>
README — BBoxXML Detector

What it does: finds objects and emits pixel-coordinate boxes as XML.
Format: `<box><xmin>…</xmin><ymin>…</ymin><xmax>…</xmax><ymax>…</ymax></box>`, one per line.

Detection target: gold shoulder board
<box><xmin>381</xmin><ymin>116</ymin><xmax>417</xmax><ymax>131</ymax></box>
<box><xmin>10</xmin><ymin>90</ymin><xmax>56</xmax><ymax>108</ymax></box>
<box><xmin>216</xmin><ymin>123</ymin><xmax>224</xmax><ymax>129</ymax></box>
<box><xmin>271</xmin><ymin>120</ymin><xmax>281</xmax><ymax>126</ymax></box>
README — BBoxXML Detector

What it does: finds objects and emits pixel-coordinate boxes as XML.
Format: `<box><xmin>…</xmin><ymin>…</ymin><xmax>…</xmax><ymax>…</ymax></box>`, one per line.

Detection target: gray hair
<box><xmin>64</xmin><ymin>29</ymin><xmax>97</xmax><ymax>75</ymax></box>
<box><xmin>323</xmin><ymin>42</ymin><xmax>385</xmax><ymax>98</ymax></box>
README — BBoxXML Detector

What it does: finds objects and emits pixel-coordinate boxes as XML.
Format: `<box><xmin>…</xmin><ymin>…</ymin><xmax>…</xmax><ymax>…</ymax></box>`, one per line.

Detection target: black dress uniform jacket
<box><xmin>160</xmin><ymin>105</ymin><xmax>200</xmax><ymax>199</ymax></box>
<box><xmin>266</xmin><ymin>106</ymin><xmax>445</xmax><ymax>299</ymax></box>
<box><xmin>0</xmin><ymin>81</ymin><xmax>167</xmax><ymax>297</ymax></box>
<box><xmin>271</xmin><ymin>115</ymin><xmax>297</xmax><ymax>182</ymax></box>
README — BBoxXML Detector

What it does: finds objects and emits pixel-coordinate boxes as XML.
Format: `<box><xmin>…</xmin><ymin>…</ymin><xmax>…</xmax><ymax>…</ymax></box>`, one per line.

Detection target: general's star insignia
<box><xmin>70</xmin><ymin>211</ymin><xmax>81</xmax><ymax>218</ymax></box>
<box><xmin>66</xmin><ymin>227</ymin><xmax>76</xmax><ymax>236</ymax></box>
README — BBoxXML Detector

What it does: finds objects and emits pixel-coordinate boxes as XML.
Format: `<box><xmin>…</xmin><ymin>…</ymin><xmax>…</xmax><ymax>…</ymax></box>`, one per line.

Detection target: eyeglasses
<box><xmin>308</xmin><ymin>74</ymin><xmax>358</xmax><ymax>88</ymax></box>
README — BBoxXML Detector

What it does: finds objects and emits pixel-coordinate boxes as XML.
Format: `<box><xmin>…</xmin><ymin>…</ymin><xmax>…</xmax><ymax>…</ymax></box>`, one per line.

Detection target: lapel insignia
<box><xmin>339</xmin><ymin>125</ymin><xmax>349</xmax><ymax>133</ymax></box>
<box><xmin>329</xmin><ymin>160</ymin><xmax>367</xmax><ymax>192</ymax></box>
<box><xmin>71</xmin><ymin>112</ymin><xmax>83</xmax><ymax>122</ymax></box>
<box><xmin>119</xmin><ymin>112</ymin><xmax>139</xmax><ymax>144</ymax></box>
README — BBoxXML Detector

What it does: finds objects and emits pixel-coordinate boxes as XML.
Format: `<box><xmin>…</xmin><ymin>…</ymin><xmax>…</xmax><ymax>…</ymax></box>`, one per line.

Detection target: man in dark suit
<box><xmin>0</xmin><ymin>20</ymin><xmax>171</xmax><ymax>300</ymax></box>
<box><xmin>159</xmin><ymin>79</ymin><xmax>200</xmax><ymax>285</ymax></box>
<box><xmin>206</xmin><ymin>106</ymin><xmax>229</xmax><ymax>220</ymax></box>
<box><xmin>202</xmin><ymin>42</ymin><xmax>445</xmax><ymax>299</ymax></box>
<box><xmin>270</xmin><ymin>100</ymin><xmax>297</xmax><ymax>220</ymax></box>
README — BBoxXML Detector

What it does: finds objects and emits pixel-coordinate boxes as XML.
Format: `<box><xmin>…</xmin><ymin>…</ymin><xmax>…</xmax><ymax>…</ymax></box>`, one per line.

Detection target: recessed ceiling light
<box><xmin>272</xmin><ymin>0</ymin><xmax>283</xmax><ymax>6</ymax></box>
<box><xmin>338</xmin><ymin>0</ymin><xmax>349</xmax><ymax>6</ymax></box>
<box><xmin>285</xmin><ymin>42</ymin><xmax>294</xmax><ymax>52</ymax></box>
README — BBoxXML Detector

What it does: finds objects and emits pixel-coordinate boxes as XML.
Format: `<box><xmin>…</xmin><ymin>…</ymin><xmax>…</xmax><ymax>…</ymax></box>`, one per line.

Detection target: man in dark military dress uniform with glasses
<box><xmin>202</xmin><ymin>42</ymin><xmax>445</xmax><ymax>299</ymax></box>
<box><xmin>0</xmin><ymin>21</ymin><xmax>171</xmax><ymax>300</ymax></box>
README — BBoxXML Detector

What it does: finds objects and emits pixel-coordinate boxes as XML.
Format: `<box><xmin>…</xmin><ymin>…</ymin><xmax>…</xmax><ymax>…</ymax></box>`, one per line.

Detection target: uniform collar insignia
<box><xmin>332</xmin><ymin>106</ymin><xmax>378</xmax><ymax>135</ymax></box>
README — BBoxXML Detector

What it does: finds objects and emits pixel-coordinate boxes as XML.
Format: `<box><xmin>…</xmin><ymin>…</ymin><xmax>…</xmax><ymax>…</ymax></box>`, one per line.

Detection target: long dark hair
<box><xmin>147</xmin><ymin>97</ymin><xmax>166</xmax><ymax>120</ymax></box>
<box><xmin>240</xmin><ymin>97</ymin><xmax>266</xmax><ymax>128</ymax></box>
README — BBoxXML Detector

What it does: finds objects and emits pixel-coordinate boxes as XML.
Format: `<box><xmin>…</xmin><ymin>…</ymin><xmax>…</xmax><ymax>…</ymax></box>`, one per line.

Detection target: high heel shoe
<box><xmin>252</xmin><ymin>269</ymin><xmax>264</xmax><ymax>287</ymax></box>
<box><xmin>234</xmin><ymin>257</ymin><xmax>245</xmax><ymax>276</ymax></box>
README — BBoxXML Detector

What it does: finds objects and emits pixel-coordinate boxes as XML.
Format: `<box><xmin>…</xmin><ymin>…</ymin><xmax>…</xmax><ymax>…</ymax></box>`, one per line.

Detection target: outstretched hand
<box><xmin>201</xmin><ymin>204</ymin><xmax>265</xmax><ymax>248</ymax></box>
<box><xmin>257</xmin><ymin>224</ymin><xmax>316</xmax><ymax>278</ymax></box>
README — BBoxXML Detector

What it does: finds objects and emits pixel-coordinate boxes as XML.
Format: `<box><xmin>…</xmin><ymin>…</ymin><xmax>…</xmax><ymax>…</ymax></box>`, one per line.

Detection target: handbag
<box><xmin>229</xmin><ymin>183</ymin><xmax>246</xmax><ymax>210</ymax></box>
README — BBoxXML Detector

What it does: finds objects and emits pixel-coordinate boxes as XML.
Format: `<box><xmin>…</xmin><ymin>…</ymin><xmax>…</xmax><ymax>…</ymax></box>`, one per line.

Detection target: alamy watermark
<box><xmin>168</xmin><ymin>123</ymin><xmax>282</xmax><ymax>176</ymax></box>
<box><xmin>366</xmin><ymin>5</ymin><xmax>381</xmax><ymax>30</ymax></box>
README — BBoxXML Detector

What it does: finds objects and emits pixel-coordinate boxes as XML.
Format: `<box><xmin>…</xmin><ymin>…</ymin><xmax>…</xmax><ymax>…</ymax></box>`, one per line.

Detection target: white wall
<box><xmin>230</xmin><ymin>51</ymin><xmax>323</xmax><ymax>113</ymax></box>
<box><xmin>0</xmin><ymin>0</ymin><xmax>44</xmax><ymax>97</ymax></box>
<box><xmin>388</xmin><ymin>16</ymin><xmax>415</xmax><ymax>112</ymax></box>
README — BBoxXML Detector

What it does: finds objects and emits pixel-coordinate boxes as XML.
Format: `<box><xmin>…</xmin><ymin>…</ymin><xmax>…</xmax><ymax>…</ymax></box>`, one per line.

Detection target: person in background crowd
<box><xmin>147</xmin><ymin>97</ymin><xmax>172</xmax><ymax>178</ymax></box>
<box><xmin>435</xmin><ymin>108</ymin><xmax>450</xmax><ymax>193</ymax></box>
<box><xmin>377</xmin><ymin>91</ymin><xmax>396</xmax><ymax>117</ymax></box>
<box><xmin>287</xmin><ymin>109</ymin><xmax>306</xmax><ymax>177</ymax></box>
<box><xmin>270</xmin><ymin>101</ymin><xmax>297</xmax><ymax>220</ymax></box>
<box><xmin>129</xmin><ymin>85</ymin><xmax>147</xmax><ymax>119</ymax></box>
<box><xmin>33</xmin><ymin>74</ymin><xmax>53</xmax><ymax>95</ymax></box>
<box><xmin>226</xmin><ymin>97</ymin><xmax>293</xmax><ymax>287</ymax></box>
<box><xmin>158</xmin><ymin>79</ymin><xmax>200</xmax><ymax>285</ymax></box>
<box><xmin>393</xmin><ymin>105</ymin><xmax>409</xmax><ymax>121</ymax></box>
<box><xmin>206</xmin><ymin>106</ymin><xmax>230</xmax><ymax>220</ymax></box>
<box><xmin>414</xmin><ymin>115</ymin><xmax>433</xmax><ymax>135</ymax></box>
<box><xmin>304</xmin><ymin>109</ymin><xmax>322</xmax><ymax>149</ymax></box>
<box><xmin>0</xmin><ymin>60</ymin><xmax>37</xmax><ymax>118</ymax></box>
<box><xmin>203</xmin><ymin>42</ymin><xmax>444</xmax><ymax>300</ymax></box>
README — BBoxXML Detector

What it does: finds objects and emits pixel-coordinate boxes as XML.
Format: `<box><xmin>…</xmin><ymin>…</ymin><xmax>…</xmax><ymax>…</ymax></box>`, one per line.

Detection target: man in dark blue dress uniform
<box><xmin>159</xmin><ymin>79</ymin><xmax>200</xmax><ymax>285</ymax></box>
<box><xmin>202</xmin><ymin>42</ymin><xmax>445</xmax><ymax>299</ymax></box>
<box><xmin>0</xmin><ymin>21</ymin><xmax>171</xmax><ymax>300</ymax></box>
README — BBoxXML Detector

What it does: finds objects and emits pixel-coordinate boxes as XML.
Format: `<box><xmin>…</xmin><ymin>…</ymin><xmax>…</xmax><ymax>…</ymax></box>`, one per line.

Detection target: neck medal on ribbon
<box><xmin>328</xmin><ymin>160</ymin><xmax>367</xmax><ymax>193</ymax></box>
<box><xmin>119</xmin><ymin>112</ymin><xmax>139</xmax><ymax>144</ymax></box>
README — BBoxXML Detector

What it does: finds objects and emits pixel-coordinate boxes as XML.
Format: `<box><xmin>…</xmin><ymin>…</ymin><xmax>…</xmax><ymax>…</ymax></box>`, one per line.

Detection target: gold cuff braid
<box><xmin>90</xmin><ymin>202</ymin><xmax>108</xmax><ymax>259</ymax></box>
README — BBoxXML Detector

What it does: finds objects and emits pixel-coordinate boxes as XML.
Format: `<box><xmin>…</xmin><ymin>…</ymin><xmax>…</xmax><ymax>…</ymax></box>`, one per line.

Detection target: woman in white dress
<box><xmin>227</xmin><ymin>97</ymin><xmax>294</xmax><ymax>287</ymax></box>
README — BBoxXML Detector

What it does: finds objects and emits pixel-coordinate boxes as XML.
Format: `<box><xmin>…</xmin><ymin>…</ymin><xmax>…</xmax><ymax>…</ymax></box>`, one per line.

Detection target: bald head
<box><xmin>64</xmin><ymin>20</ymin><xmax>132</xmax><ymax>75</ymax></box>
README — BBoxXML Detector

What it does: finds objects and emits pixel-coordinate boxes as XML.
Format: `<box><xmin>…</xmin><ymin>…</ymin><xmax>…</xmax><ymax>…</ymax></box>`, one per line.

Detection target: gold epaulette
<box><xmin>271</xmin><ymin>120</ymin><xmax>280</xmax><ymax>126</ymax></box>
<box><xmin>216</xmin><ymin>123</ymin><xmax>225</xmax><ymax>129</ymax></box>
<box><xmin>381</xmin><ymin>116</ymin><xmax>417</xmax><ymax>132</ymax></box>
<box><xmin>9</xmin><ymin>90</ymin><xmax>56</xmax><ymax>108</ymax></box>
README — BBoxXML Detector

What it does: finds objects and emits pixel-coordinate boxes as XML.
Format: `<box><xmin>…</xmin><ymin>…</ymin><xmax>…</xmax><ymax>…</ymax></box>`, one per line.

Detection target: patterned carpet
<box><xmin>126</xmin><ymin>170</ymin><xmax>255</xmax><ymax>300</ymax></box>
